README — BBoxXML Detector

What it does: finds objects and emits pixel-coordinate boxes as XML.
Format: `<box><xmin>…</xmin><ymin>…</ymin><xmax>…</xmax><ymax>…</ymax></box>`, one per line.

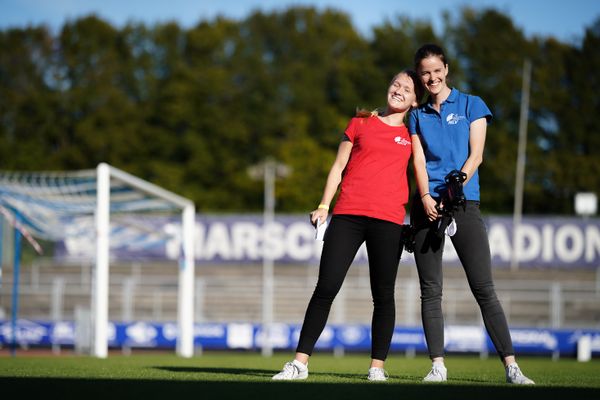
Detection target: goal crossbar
<box><xmin>0</xmin><ymin>163</ymin><xmax>196</xmax><ymax>358</ymax></box>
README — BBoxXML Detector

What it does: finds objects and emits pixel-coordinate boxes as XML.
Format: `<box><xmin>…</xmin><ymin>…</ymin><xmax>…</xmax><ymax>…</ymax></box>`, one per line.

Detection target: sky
<box><xmin>1</xmin><ymin>0</ymin><xmax>600</xmax><ymax>44</ymax></box>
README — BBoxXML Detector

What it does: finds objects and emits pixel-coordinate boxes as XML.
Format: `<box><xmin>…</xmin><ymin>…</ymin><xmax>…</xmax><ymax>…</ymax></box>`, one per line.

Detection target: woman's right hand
<box><xmin>422</xmin><ymin>195</ymin><xmax>439</xmax><ymax>222</ymax></box>
<box><xmin>310</xmin><ymin>208</ymin><xmax>329</xmax><ymax>227</ymax></box>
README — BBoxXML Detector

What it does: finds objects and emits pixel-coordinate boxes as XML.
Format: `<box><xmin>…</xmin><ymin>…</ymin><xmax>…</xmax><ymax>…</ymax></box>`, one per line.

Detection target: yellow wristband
<box><xmin>318</xmin><ymin>204</ymin><xmax>330</xmax><ymax>210</ymax></box>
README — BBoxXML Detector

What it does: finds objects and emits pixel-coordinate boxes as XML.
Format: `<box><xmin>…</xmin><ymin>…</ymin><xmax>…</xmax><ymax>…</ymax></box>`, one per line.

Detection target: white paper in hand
<box><xmin>315</xmin><ymin>218</ymin><xmax>328</xmax><ymax>241</ymax></box>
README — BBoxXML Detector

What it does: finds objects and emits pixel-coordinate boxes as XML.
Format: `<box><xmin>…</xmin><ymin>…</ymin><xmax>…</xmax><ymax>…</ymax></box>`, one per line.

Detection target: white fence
<box><xmin>1</xmin><ymin>259</ymin><xmax>599</xmax><ymax>331</ymax></box>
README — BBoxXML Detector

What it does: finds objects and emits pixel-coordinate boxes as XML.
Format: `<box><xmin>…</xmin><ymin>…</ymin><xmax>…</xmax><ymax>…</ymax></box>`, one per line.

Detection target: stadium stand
<box><xmin>1</xmin><ymin>260</ymin><xmax>598</xmax><ymax>329</ymax></box>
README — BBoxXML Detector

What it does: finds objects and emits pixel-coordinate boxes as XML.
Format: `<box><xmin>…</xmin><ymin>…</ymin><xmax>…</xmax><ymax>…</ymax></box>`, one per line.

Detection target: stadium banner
<box><xmin>0</xmin><ymin>319</ymin><xmax>599</xmax><ymax>357</ymax></box>
<box><xmin>54</xmin><ymin>215</ymin><xmax>600</xmax><ymax>268</ymax></box>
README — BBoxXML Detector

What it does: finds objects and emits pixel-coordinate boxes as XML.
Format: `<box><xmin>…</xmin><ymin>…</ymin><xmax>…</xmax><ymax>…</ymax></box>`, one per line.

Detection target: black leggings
<box><xmin>296</xmin><ymin>215</ymin><xmax>403</xmax><ymax>361</ymax></box>
<box><xmin>411</xmin><ymin>197</ymin><xmax>515</xmax><ymax>359</ymax></box>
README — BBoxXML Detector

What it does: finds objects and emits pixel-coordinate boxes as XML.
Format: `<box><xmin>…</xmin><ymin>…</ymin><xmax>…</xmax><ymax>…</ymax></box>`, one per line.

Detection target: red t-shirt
<box><xmin>333</xmin><ymin>116</ymin><xmax>411</xmax><ymax>225</ymax></box>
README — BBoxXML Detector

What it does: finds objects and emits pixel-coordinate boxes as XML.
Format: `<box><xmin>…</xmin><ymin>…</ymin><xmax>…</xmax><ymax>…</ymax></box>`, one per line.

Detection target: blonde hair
<box><xmin>355</xmin><ymin>108</ymin><xmax>380</xmax><ymax>118</ymax></box>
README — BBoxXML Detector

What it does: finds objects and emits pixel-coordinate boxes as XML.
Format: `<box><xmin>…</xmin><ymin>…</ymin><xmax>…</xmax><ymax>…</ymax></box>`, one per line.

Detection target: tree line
<box><xmin>1</xmin><ymin>6</ymin><xmax>598</xmax><ymax>215</ymax></box>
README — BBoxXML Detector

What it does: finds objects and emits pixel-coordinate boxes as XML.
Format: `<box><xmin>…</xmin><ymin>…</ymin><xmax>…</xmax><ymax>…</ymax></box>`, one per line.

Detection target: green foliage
<box><xmin>0</xmin><ymin>8</ymin><xmax>598</xmax><ymax>214</ymax></box>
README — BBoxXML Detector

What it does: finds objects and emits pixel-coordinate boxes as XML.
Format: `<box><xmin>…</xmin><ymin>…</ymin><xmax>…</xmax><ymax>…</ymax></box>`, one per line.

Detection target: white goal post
<box><xmin>0</xmin><ymin>163</ymin><xmax>195</xmax><ymax>358</ymax></box>
<box><xmin>95</xmin><ymin>163</ymin><xmax>195</xmax><ymax>358</ymax></box>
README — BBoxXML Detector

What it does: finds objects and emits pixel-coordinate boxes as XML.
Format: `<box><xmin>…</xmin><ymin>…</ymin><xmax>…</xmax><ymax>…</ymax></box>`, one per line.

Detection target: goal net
<box><xmin>0</xmin><ymin>163</ymin><xmax>195</xmax><ymax>358</ymax></box>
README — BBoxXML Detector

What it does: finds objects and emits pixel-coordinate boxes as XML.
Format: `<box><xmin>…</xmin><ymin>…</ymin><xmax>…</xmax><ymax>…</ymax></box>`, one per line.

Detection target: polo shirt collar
<box><xmin>426</xmin><ymin>87</ymin><xmax>458</xmax><ymax>107</ymax></box>
<box><xmin>445</xmin><ymin>87</ymin><xmax>459</xmax><ymax>103</ymax></box>
<box><xmin>423</xmin><ymin>88</ymin><xmax>458</xmax><ymax>114</ymax></box>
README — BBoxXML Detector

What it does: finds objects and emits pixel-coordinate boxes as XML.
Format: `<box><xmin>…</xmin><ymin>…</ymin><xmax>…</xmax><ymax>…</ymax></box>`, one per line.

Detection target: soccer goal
<box><xmin>0</xmin><ymin>163</ymin><xmax>195</xmax><ymax>358</ymax></box>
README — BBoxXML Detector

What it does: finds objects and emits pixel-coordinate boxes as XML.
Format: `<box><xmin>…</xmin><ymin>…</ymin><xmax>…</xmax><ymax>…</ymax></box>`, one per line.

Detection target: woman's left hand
<box><xmin>422</xmin><ymin>195</ymin><xmax>439</xmax><ymax>221</ymax></box>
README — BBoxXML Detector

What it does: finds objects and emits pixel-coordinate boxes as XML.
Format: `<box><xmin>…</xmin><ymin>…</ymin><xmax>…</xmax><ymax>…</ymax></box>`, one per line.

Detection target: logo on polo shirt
<box><xmin>446</xmin><ymin>113</ymin><xmax>466</xmax><ymax>125</ymax></box>
<box><xmin>394</xmin><ymin>136</ymin><xmax>410</xmax><ymax>145</ymax></box>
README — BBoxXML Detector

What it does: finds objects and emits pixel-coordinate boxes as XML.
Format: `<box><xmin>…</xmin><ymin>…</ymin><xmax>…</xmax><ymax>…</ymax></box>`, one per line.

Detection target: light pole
<box><xmin>511</xmin><ymin>59</ymin><xmax>532</xmax><ymax>271</ymax></box>
<box><xmin>248</xmin><ymin>158</ymin><xmax>291</xmax><ymax>356</ymax></box>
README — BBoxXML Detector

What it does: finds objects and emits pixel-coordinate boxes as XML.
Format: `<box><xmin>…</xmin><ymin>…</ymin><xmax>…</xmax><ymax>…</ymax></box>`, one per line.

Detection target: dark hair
<box><xmin>414</xmin><ymin>43</ymin><xmax>447</xmax><ymax>70</ymax></box>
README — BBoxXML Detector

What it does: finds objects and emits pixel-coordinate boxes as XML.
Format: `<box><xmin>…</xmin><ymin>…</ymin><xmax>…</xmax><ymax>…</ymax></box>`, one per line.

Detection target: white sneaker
<box><xmin>506</xmin><ymin>363</ymin><xmax>535</xmax><ymax>385</ymax></box>
<box><xmin>272</xmin><ymin>360</ymin><xmax>309</xmax><ymax>380</ymax></box>
<box><xmin>423</xmin><ymin>363</ymin><xmax>447</xmax><ymax>382</ymax></box>
<box><xmin>367</xmin><ymin>367</ymin><xmax>388</xmax><ymax>381</ymax></box>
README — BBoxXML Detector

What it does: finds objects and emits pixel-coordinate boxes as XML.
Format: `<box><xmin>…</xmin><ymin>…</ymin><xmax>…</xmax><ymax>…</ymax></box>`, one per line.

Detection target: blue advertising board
<box><xmin>1</xmin><ymin>319</ymin><xmax>599</xmax><ymax>358</ymax></box>
<box><xmin>54</xmin><ymin>215</ymin><xmax>600</xmax><ymax>268</ymax></box>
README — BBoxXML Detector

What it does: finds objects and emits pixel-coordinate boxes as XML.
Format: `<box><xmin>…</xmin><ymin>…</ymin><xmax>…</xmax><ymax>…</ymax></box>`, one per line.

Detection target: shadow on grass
<box><xmin>153</xmin><ymin>365</ymin><xmax>504</xmax><ymax>384</ymax></box>
<box><xmin>3</xmin><ymin>374</ymin><xmax>597</xmax><ymax>400</ymax></box>
<box><xmin>153</xmin><ymin>365</ymin><xmax>366</xmax><ymax>380</ymax></box>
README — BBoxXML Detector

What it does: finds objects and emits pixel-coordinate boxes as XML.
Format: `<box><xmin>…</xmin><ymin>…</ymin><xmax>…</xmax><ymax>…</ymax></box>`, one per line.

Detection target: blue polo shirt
<box><xmin>408</xmin><ymin>88</ymin><xmax>492</xmax><ymax>201</ymax></box>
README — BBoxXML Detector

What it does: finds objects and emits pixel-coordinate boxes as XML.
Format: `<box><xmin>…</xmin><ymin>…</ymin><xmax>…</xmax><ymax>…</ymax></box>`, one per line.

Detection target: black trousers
<box><xmin>411</xmin><ymin>197</ymin><xmax>515</xmax><ymax>359</ymax></box>
<box><xmin>296</xmin><ymin>214</ymin><xmax>404</xmax><ymax>361</ymax></box>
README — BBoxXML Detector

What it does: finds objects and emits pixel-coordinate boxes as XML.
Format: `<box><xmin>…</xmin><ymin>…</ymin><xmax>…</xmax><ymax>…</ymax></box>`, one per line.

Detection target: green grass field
<box><xmin>1</xmin><ymin>351</ymin><xmax>599</xmax><ymax>399</ymax></box>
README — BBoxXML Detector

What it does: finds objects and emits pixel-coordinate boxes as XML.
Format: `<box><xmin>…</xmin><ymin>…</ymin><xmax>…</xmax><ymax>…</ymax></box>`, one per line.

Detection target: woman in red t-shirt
<box><xmin>273</xmin><ymin>70</ymin><xmax>423</xmax><ymax>381</ymax></box>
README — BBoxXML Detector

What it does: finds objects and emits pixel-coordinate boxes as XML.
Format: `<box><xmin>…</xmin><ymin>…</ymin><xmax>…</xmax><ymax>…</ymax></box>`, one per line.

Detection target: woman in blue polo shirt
<box><xmin>408</xmin><ymin>44</ymin><xmax>535</xmax><ymax>385</ymax></box>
